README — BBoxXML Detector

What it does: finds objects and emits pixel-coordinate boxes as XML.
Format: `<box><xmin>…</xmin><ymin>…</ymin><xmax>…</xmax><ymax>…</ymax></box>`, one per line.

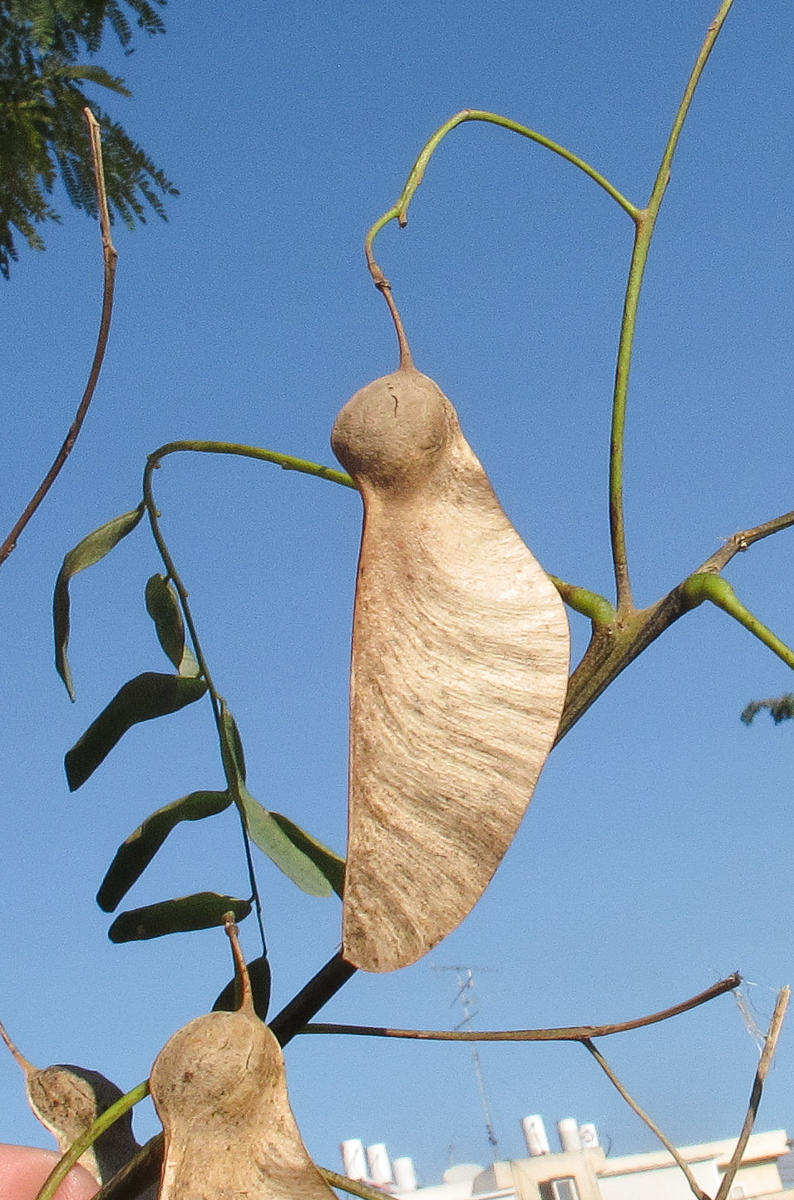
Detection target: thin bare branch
<box><xmin>714</xmin><ymin>987</ymin><xmax>790</xmax><ymax>1200</ymax></box>
<box><xmin>0</xmin><ymin>108</ymin><xmax>118</xmax><ymax>568</ymax></box>
<box><xmin>303</xmin><ymin>974</ymin><xmax>739</xmax><ymax>1042</ymax></box>
<box><xmin>582</xmin><ymin>1039</ymin><xmax>708</xmax><ymax>1200</ymax></box>
<box><xmin>698</xmin><ymin>511</ymin><xmax>794</xmax><ymax>575</ymax></box>
<box><xmin>320</xmin><ymin>1169</ymin><xmax>393</xmax><ymax>1200</ymax></box>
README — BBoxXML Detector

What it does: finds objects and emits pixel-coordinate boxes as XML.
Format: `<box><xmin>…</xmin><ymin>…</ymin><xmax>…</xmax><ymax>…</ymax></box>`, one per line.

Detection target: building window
<box><xmin>539</xmin><ymin>1179</ymin><xmax>581</xmax><ymax>1200</ymax></box>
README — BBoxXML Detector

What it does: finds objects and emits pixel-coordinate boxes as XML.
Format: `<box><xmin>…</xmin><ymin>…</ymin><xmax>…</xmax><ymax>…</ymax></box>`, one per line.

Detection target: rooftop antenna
<box><xmin>435</xmin><ymin>965</ymin><xmax>500</xmax><ymax>1157</ymax></box>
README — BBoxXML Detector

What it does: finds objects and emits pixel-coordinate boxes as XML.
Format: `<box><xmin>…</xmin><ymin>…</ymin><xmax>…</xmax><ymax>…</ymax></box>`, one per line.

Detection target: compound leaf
<box><xmin>97</xmin><ymin>790</ymin><xmax>232</xmax><ymax>912</ymax></box>
<box><xmin>108</xmin><ymin>893</ymin><xmax>251</xmax><ymax>942</ymax></box>
<box><xmin>65</xmin><ymin>673</ymin><xmax>208</xmax><ymax>790</ymax></box>
<box><xmin>54</xmin><ymin>505</ymin><xmax>145</xmax><ymax>700</ymax></box>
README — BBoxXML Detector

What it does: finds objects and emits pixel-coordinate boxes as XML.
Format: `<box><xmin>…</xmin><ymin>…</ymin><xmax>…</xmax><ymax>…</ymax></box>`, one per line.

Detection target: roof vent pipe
<box><xmin>579</xmin><ymin>1123</ymin><xmax>599</xmax><ymax>1149</ymax></box>
<box><xmin>522</xmin><ymin>1115</ymin><xmax>551</xmax><ymax>1156</ymax></box>
<box><xmin>367</xmin><ymin>1144</ymin><xmax>394</xmax><ymax>1186</ymax></box>
<box><xmin>341</xmin><ymin>1140</ymin><xmax>368</xmax><ymax>1180</ymax></box>
<box><xmin>393</xmin><ymin>1157</ymin><xmax>418</xmax><ymax>1192</ymax></box>
<box><xmin>558</xmin><ymin>1119</ymin><xmax>582</xmax><ymax>1153</ymax></box>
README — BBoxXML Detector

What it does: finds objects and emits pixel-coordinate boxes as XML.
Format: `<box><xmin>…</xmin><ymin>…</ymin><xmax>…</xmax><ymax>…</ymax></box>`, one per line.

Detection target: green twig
<box><xmin>549</xmin><ymin>576</ymin><xmax>617</xmax><ymax>626</ymax></box>
<box><xmin>34</xmin><ymin>1081</ymin><xmax>150</xmax><ymax>1200</ymax></box>
<box><xmin>682</xmin><ymin>574</ymin><xmax>794</xmax><ymax>672</ymax></box>
<box><xmin>148</xmin><ymin>440</ymin><xmax>356</xmax><ymax>490</ymax></box>
<box><xmin>607</xmin><ymin>0</ymin><xmax>737</xmax><ymax>612</ymax></box>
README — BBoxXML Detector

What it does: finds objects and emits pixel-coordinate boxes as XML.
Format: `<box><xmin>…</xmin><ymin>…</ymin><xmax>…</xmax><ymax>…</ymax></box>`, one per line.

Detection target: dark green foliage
<box><xmin>65</xmin><ymin>671</ymin><xmax>208</xmax><ymax>789</ymax></box>
<box><xmin>108</xmin><ymin>892</ymin><xmax>252</xmax><ymax>942</ymax></box>
<box><xmin>54</xmin><ymin>504</ymin><xmax>145</xmax><ymax>699</ymax></box>
<box><xmin>97</xmin><ymin>789</ymin><xmax>233</xmax><ymax>912</ymax></box>
<box><xmin>213</xmin><ymin>954</ymin><xmax>272</xmax><ymax>1021</ymax></box>
<box><xmin>0</xmin><ymin>0</ymin><xmax>175</xmax><ymax>276</ymax></box>
<box><xmin>741</xmin><ymin>694</ymin><xmax>794</xmax><ymax>725</ymax></box>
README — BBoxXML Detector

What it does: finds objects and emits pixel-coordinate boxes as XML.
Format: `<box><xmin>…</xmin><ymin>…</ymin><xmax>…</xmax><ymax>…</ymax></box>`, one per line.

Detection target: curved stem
<box><xmin>0</xmin><ymin>109</ymin><xmax>118</xmax><ymax>568</ymax></box>
<box><xmin>364</xmin><ymin>109</ymin><xmax>637</xmax><ymax>366</ymax></box>
<box><xmin>607</xmin><ymin>0</ymin><xmax>737</xmax><ymax>611</ymax></box>
<box><xmin>365</xmin><ymin>109</ymin><xmax>638</xmax><ymax>275</ymax></box>
<box><xmin>34</xmin><ymin>1081</ymin><xmax>150</xmax><ymax>1200</ymax></box>
<box><xmin>148</xmin><ymin>440</ymin><xmax>356</xmax><ymax>490</ymax></box>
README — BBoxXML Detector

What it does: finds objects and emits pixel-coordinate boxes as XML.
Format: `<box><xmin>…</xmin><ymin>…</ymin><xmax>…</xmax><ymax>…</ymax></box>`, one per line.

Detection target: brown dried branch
<box><xmin>582</xmin><ymin>1038</ymin><xmax>708</xmax><ymax>1200</ymax></box>
<box><xmin>714</xmin><ymin>986</ymin><xmax>790</xmax><ymax>1200</ymax></box>
<box><xmin>302</xmin><ymin>973</ymin><xmax>740</xmax><ymax>1042</ymax></box>
<box><xmin>0</xmin><ymin>108</ymin><xmax>118</xmax><ymax>568</ymax></box>
<box><xmin>320</xmin><ymin>1169</ymin><xmax>394</xmax><ymax>1200</ymax></box>
<box><xmin>698</xmin><ymin>512</ymin><xmax>794</xmax><ymax>576</ymax></box>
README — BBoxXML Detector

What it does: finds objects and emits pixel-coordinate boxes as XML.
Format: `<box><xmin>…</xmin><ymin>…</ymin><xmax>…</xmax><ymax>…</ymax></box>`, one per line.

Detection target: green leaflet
<box><xmin>240</xmin><ymin>787</ymin><xmax>344</xmax><ymax>899</ymax></box>
<box><xmin>65</xmin><ymin>672</ymin><xmax>208</xmax><ymax>791</ymax></box>
<box><xmin>97</xmin><ymin>790</ymin><xmax>233</xmax><ymax>912</ymax></box>
<box><xmin>54</xmin><ymin>505</ymin><xmax>145</xmax><ymax>700</ymax></box>
<box><xmin>213</xmin><ymin>955</ymin><xmax>272</xmax><ymax>1021</ymax></box>
<box><xmin>144</xmin><ymin>574</ymin><xmax>201</xmax><ymax>677</ymax></box>
<box><xmin>270</xmin><ymin>811</ymin><xmax>345</xmax><ymax>899</ymax></box>
<box><xmin>219</xmin><ymin>701</ymin><xmax>247</xmax><ymax>782</ymax></box>
<box><xmin>108</xmin><ymin>893</ymin><xmax>252</xmax><ymax>943</ymax></box>
<box><xmin>145</xmin><ymin>574</ymin><xmax>183</xmax><ymax>668</ymax></box>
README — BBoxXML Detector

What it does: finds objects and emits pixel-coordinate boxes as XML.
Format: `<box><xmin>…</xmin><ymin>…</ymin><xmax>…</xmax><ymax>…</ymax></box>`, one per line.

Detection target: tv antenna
<box><xmin>435</xmin><ymin>965</ymin><xmax>500</xmax><ymax>1157</ymax></box>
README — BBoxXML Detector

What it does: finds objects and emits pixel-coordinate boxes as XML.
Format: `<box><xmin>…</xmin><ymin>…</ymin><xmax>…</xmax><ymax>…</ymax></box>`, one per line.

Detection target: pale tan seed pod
<box><xmin>0</xmin><ymin>1018</ymin><xmax>142</xmax><ymax>1185</ymax></box>
<box><xmin>149</xmin><ymin>1009</ymin><xmax>335</xmax><ymax>1200</ymax></box>
<box><xmin>332</xmin><ymin>366</ymin><xmax>570</xmax><ymax>973</ymax></box>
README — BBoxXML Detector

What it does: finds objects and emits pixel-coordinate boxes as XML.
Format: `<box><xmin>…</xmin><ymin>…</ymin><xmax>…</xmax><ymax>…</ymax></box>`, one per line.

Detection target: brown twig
<box><xmin>320</xmin><ymin>1169</ymin><xmax>393</xmax><ymax>1200</ymax></box>
<box><xmin>0</xmin><ymin>108</ymin><xmax>118</xmax><ymax>568</ymax></box>
<box><xmin>698</xmin><ymin>511</ymin><xmax>794</xmax><ymax>575</ymax></box>
<box><xmin>714</xmin><ymin>986</ymin><xmax>790</xmax><ymax>1200</ymax></box>
<box><xmin>582</xmin><ymin>1038</ymin><xmax>708</xmax><ymax>1200</ymax></box>
<box><xmin>302</xmin><ymin>973</ymin><xmax>740</xmax><ymax>1042</ymax></box>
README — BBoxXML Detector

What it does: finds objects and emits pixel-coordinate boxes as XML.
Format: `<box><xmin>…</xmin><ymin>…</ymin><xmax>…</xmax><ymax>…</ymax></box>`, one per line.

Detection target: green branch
<box><xmin>34</xmin><ymin>1081</ymin><xmax>149</xmax><ymax>1200</ymax></box>
<box><xmin>549</xmin><ymin>576</ymin><xmax>616</xmax><ymax>626</ymax></box>
<box><xmin>682</xmin><ymin>573</ymin><xmax>794</xmax><ymax>672</ymax></box>
<box><xmin>365</xmin><ymin>108</ymin><xmax>638</xmax><ymax>286</ymax></box>
<box><xmin>148</xmin><ymin>440</ymin><xmax>356</xmax><ymax>490</ymax></box>
<box><xmin>607</xmin><ymin>0</ymin><xmax>737</xmax><ymax>612</ymax></box>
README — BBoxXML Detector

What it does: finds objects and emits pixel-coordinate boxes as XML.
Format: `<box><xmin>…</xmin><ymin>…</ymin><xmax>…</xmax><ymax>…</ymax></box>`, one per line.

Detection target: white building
<box><xmin>341</xmin><ymin>1115</ymin><xmax>794</xmax><ymax>1200</ymax></box>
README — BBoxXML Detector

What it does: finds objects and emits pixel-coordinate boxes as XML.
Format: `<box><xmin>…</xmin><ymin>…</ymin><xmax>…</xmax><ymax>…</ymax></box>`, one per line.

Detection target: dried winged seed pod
<box><xmin>150</xmin><ymin>1007</ymin><xmax>335</xmax><ymax>1200</ymax></box>
<box><xmin>0</xmin><ymin>1018</ymin><xmax>142</xmax><ymax>1185</ymax></box>
<box><xmin>332</xmin><ymin>366</ymin><xmax>571</xmax><ymax>973</ymax></box>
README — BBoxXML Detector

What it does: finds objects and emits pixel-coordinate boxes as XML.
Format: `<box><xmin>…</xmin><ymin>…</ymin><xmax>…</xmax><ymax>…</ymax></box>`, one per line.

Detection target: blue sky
<box><xmin>2</xmin><ymin>0</ymin><xmax>794</xmax><ymax>1188</ymax></box>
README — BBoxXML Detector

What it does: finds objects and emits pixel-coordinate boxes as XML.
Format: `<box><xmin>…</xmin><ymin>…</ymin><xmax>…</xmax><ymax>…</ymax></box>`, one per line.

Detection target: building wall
<box><xmin>598</xmin><ymin>1159</ymin><xmax>721</xmax><ymax>1200</ymax></box>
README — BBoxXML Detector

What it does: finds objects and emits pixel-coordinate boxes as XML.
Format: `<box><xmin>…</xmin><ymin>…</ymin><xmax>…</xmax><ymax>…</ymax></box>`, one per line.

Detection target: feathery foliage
<box><xmin>741</xmin><ymin>694</ymin><xmax>794</xmax><ymax>726</ymax></box>
<box><xmin>0</xmin><ymin>0</ymin><xmax>176</xmax><ymax>277</ymax></box>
